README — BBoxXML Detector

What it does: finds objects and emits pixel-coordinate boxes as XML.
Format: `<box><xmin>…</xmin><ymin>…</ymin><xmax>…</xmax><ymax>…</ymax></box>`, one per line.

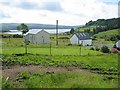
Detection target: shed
<box><xmin>116</xmin><ymin>40</ymin><xmax>120</xmax><ymax>48</ymax></box>
<box><xmin>70</xmin><ymin>33</ymin><xmax>92</xmax><ymax>46</ymax></box>
<box><xmin>24</xmin><ymin>29</ymin><xmax>50</xmax><ymax>44</ymax></box>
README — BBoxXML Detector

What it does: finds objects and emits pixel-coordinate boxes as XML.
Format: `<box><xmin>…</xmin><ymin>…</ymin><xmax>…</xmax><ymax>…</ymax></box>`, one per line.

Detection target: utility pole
<box><xmin>56</xmin><ymin>20</ymin><xmax>58</xmax><ymax>45</ymax></box>
<box><xmin>79</xmin><ymin>41</ymin><xmax>83</xmax><ymax>56</ymax></box>
<box><xmin>50</xmin><ymin>42</ymin><xmax>52</xmax><ymax>56</ymax></box>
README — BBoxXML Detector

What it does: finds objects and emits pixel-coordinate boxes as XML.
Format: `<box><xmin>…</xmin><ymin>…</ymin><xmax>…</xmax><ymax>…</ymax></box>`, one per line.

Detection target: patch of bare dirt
<box><xmin>2</xmin><ymin>65</ymin><xmax>89</xmax><ymax>81</ymax></box>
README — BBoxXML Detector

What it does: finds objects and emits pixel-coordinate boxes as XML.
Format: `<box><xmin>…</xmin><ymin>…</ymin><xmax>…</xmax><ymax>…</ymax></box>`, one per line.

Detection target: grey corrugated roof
<box><xmin>75</xmin><ymin>33</ymin><xmax>91</xmax><ymax>40</ymax></box>
<box><xmin>25</xmin><ymin>29</ymin><xmax>43</xmax><ymax>35</ymax></box>
<box><xmin>24</xmin><ymin>29</ymin><xmax>49</xmax><ymax>35</ymax></box>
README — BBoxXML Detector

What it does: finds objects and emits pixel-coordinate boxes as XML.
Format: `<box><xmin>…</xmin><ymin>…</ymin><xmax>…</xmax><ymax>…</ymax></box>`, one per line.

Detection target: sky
<box><xmin>0</xmin><ymin>0</ymin><xmax>119</xmax><ymax>25</ymax></box>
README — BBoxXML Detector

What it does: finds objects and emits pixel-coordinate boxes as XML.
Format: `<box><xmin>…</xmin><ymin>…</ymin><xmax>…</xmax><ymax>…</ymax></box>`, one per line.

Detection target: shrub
<box><xmin>50</xmin><ymin>37</ymin><xmax>54</xmax><ymax>39</ymax></box>
<box><xmin>13</xmin><ymin>34</ymin><xmax>23</xmax><ymax>38</ymax></box>
<box><xmin>95</xmin><ymin>46</ymin><xmax>100</xmax><ymax>51</ymax></box>
<box><xmin>67</xmin><ymin>44</ymin><xmax>72</xmax><ymax>46</ymax></box>
<box><xmin>101</xmin><ymin>46</ymin><xmax>110</xmax><ymax>53</ymax></box>
<box><xmin>90</xmin><ymin>47</ymin><xmax>94</xmax><ymax>50</ymax></box>
<box><xmin>58</xmin><ymin>37</ymin><xmax>69</xmax><ymax>39</ymax></box>
<box><xmin>92</xmin><ymin>36</ymin><xmax>97</xmax><ymax>40</ymax></box>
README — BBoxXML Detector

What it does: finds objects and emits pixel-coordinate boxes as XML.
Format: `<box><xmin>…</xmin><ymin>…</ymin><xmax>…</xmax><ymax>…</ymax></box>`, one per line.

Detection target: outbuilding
<box><xmin>70</xmin><ymin>33</ymin><xmax>92</xmax><ymax>46</ymax></box>
<box><xmin>116</xmin><ymin>40</ymin><xmax>120</xmax><ymax>48</ymax></box>
<box><xmin>24</xmin><ymin>29</ymin><xmax>50</xmax><ymax>44</ymax></box>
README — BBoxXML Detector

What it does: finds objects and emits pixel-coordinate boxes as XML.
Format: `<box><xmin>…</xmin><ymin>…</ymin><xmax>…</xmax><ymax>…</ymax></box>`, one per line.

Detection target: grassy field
<box><xmin>94</xmin><ymin>29</ymin><xmax>119</xmax><ymax>38</ymax></box>
<box><xmin>1</xmin><ymin>37</ymin><xmax>119</xmax><ymax>89</ymax></box>
<box><xmin>2</xmin><ymin>71</ymin><xmax>118</xmax><ymax>88</ymax></box>
<box><xmin>2</xmin><ymin>38</ymin><xmax>103</xmax><ymax>55</ymax></box>
<box><xmin>92</xmin><ymin>29</ymin><xmax>120</xmax><ymax>45</ymax></box>
<box><xmin>93</xmin><ymin>29</ymin><xmax>119</xmax><ymax>43</ymax></box>
<box><xmin>2</xmin><ymin>53</ymin><xmax>118</xmax><ymax>71</ymax></box>
<box><xmin>93</xmin><ymin>39</ymin><xmax>115</xmax><ymax>45</ymax></box>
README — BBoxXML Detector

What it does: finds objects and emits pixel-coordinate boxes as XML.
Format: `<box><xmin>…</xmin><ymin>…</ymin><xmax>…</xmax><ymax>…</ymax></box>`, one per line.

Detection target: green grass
<box><xmin>1</xmin><ymin>38</ymin><xmax>103</xmax><ymax>55</ymax></box>
<box><xmin>93</xmin><ymin>39</ymin><xmax>115</xmax><ymax>45</ymax></box>
<box><xmin>2</xmin><ymin>46</ymin><xmax>103</xmax><ymax>55</ymax></box>
<box><xmin>1</xmin><ymin>38</ymin><xmax>118</xmax><ymax>71</ymax></box>
<box><xmin>2</xmin><ymin>54</ymin><xmax>118</xmax><ymax>72</ymax></box>
<box><xmin>94</xmin><ymin>29</ymin><xmax>119</xmax><ymax>39</ymax></box>
<box><xmin>76</xmin><ymin>26</ymin><xmax>99</xmax><ymax>32</ymax></box>
<box><xmin>1</xmin><ymin>37</ymin><xmax>119</xmax><ymax>88</ymax></box>
<box><xmin>93</xmin><ymin>29</ymin><xmax>119</xmax><ymax>45</ymax></box>
<box><xmin>9</xmin><ymin>71</ymin><xmax>118</xmax><ymax>88</ymax></box>
<box><xmin>1</xmin><ymin>76</ymin><xmax>14</xmax><ymax>89</ymax></box>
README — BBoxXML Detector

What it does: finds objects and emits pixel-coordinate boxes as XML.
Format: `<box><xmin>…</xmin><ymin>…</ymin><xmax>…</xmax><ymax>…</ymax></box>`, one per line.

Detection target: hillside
<box><xmin>0</xmin><ymin>23</ymin><xmax>80</xmax><ymax>32</ymax></box>
<box><xmin>74</xmin><ymin>18</ymin><xmax>120</xmax><ymax>35</ymax></box>
<box><xmin>85</xmin><ymin>18</ymin><xmax>120</xmax><ymax>29</ymax></box>
<box><xmin>93</xmin><ymin>29</ymin><xmax>120</xmax><ymax>41</ymax></box>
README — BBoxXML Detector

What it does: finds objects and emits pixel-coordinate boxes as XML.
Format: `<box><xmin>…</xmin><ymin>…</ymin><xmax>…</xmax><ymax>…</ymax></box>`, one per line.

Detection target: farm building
<box><xmin>111</xmin><ymin>40</ymin><xmax>120</xmax><ymax>52</ymax></box>
<box><xmin>24</xmin><ymin>29</ymin><xmax>50</xmax><ymax>44</ymax></box>
<box><xmin>70</xmin><ymin>33</ymin><xmax>92</xmax><ymax>46</ymax></box>
<box><xmin>116</xmin><ymin>40</ymin><xmax>120</xmax><ymax>48</ymax></box>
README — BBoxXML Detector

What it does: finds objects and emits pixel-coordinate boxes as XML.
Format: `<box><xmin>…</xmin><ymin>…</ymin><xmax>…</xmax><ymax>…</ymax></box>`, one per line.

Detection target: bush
<box><xmin>67</xmin><ymin>44</ymin><xmax>72</xmax><ymax>46</ymax></box>
<box><xmin>50</xmin><ymin>37</ymin><xmax>54</xmax><ymax>39</ymax></box>
<box><xmin>58</xmin><ymin>37</ymin><xmax>69</xmax><ymax>39</ymax></box>
<box><xmin>101</xmin><ymin>46</ymin><xmax>110</xmax><ymax>53</ymax></box>
<box><xmin>95</xmin><ymin>46</ymin><xmax>100</xmax><ymax>51</ymax></box>
<box><xmin>13</xmin><ymin>34</ymin><xmax>23</xmax><ymax>38</ymax></box>
<box><xmin>90</xmin><ymin>47</ymin><xmax>94</xmax><ymax>50</ymax></box>
<box><xmin>92</xmin><ymin>36</ymin><xmax>97</xmax><ymax>40</ymax></box>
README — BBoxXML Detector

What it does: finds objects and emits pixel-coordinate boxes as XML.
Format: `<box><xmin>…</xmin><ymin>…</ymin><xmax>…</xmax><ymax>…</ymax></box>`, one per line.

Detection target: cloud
<box><xmin>0</xmin><ymin>11</ymin><xmax>11</xmax><ymax>18</ymax></box>
<box><xmin>61</xmin><ymin>0</ymin><xmax>118</xmax><ymax>20</ymax></box>
<box><xmin>0</xmin><ymin>2</ymin><xmax>11</xmax><ymax>6</ymax></box>
<box><xmin>16</xmin><ymin>1</ymin><xmax>37</xmax><ymax>10</ymax></box>
<box><xmin>97</xmin><ymin>0</ymin><xmax>119</xmax><ymax>4</ymax></box>
<box><xmin>0</xmin><ymin>0</ymin><xmax>118</xmax><ymax>25</ymax></box>
<box><xmin>102</xmin><ymin>2</ymin><xmax>118</xmax><ymax>5</ymax></box>
<box><xmin>40</xmin><ymin>1</ymin><xmax>63</xmax><ymax>12</ymax></box>
<box><xmin>118</xmin><ymin>1</ymin><xmax>120</xmax><ymax>17</ymax></box>
<box><xmin>0</xmin><ymin>0</ymin><xmax>63</xmax><ymax>12</ymax></box>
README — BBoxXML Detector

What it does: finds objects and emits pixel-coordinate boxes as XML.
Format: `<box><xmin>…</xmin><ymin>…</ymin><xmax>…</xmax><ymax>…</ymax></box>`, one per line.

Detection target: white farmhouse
<box><xmin>116</xmin><ymin>40</ymin><xmax>120</xmax><ymax>48</ymax></box>
<box><xmin>24</xmin><ymin>29</ymin><xmax>50</xmax><ymax>44</ymax></box>
<box><xmin>70</xmin><ymin>33</ymin><xmax>92</xmax><ymax>46</ymax></box>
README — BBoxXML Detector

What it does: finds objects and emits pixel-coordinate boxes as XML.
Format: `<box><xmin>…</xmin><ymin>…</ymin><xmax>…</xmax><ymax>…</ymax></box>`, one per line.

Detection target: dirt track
<box><xmin>2</xmin><ymin>65</ymin><xmax>89</xmax><ymax>81</ymax></box>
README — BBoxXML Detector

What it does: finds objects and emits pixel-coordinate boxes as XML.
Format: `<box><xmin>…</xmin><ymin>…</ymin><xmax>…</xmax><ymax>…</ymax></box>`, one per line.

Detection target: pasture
<box><xmin>94</xmin><ymin>29</ymin><xmax>119</xmax><ymax>39</ymax></box>
<box><xmin>1</xmin><ymin>37</ymin><xmax>118</xmax><ymax>88</ymax></box>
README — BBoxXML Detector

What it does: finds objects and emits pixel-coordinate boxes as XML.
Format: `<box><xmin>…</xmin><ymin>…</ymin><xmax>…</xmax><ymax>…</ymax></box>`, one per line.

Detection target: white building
<box><xmin>116</xmin><ymin>40</ymin><xmax>120</xmax><ymax>48</ymax></box>
<box><xmin>70</xmin><ymin>33</ymin><xmax>92</xmax><ymax>46</ymax></box>
<box><xmin>24</xmin><ymin>29</ymin><xmax>50</xmax><ymax>44</ymax></box>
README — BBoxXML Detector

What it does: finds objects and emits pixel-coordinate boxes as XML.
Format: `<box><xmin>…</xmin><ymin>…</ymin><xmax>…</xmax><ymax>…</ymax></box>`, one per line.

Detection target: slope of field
<box><xmin>94</xmin><ymin>29</ymin><xmax>119</xmax><ymax>39</ymax></box>
<box><xmin>2</xmin><ymin>71</ymin><xmax>118</xmax><ymax>88</ymax></box>
<box><xmin>76</xmin><ymin>26</ymin><xmax>97</xmax><ymax>32</ymax></box>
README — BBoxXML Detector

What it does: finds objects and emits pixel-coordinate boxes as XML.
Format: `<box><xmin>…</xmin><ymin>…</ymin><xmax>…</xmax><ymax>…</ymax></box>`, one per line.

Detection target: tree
<box><xmin>101</xmin><ymin>46</ymin><xmax>110</xmax><ymax>53</ymax></box>
<box><xmin>17</xmin><ymin>23</ymin><xmax>29</xmax><ymax>35</ymax></box>
<box><xmin>17</xmin><ymin>23</ymin><xmax>29</xmax><ymax>54</ymax></box>
<box><xmin>84</xmin><ymin>29</ymin><xmax>90</xmax><ymax>34</ymax></box>
<box><xmin>70</xmin><ymin>28</ymin><xmax>75</xmax><ymax>34</ymax></box>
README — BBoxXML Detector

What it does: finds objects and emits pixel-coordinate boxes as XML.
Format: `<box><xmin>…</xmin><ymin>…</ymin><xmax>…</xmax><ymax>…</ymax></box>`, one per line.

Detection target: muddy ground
<box><xmin>2</xmin><ymin>65</ymin><xmax>90</xmax><ymax>81</ymax></box>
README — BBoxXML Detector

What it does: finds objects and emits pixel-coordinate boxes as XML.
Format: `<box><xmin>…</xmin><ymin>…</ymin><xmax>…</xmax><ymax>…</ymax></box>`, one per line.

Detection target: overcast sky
<box><xmin>0</xmin><ymin>0</ymin><xmax>119</xmax><ymax>25</ymax></box>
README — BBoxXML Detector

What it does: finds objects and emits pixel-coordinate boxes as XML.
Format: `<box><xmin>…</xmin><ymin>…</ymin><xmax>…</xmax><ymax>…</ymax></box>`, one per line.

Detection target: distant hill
<box><xmin>75</xmin><ymin>18</ymin><xmax>120</xmax><ymax>35</ymax></box>
<box><xmin>85</xmin><ymin>18</ymin><xmax>120</xmax><ymax>29</ymax></box>
<box><xmin>0</xmin><ymin>23</ymin><xmax>80</xmax><ymax>32</ymax></box>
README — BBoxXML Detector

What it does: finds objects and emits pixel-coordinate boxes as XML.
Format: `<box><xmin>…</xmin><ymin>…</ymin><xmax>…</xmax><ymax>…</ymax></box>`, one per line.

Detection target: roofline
<box><xmin>70</xmin><ymin>33</ymin><xmax>92</xmax><ymax>40</ymax></box>
<box><xmin>25</xmin><ymin>29</ymin><xmax>49</xmax><ymax>35</ymax></box>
